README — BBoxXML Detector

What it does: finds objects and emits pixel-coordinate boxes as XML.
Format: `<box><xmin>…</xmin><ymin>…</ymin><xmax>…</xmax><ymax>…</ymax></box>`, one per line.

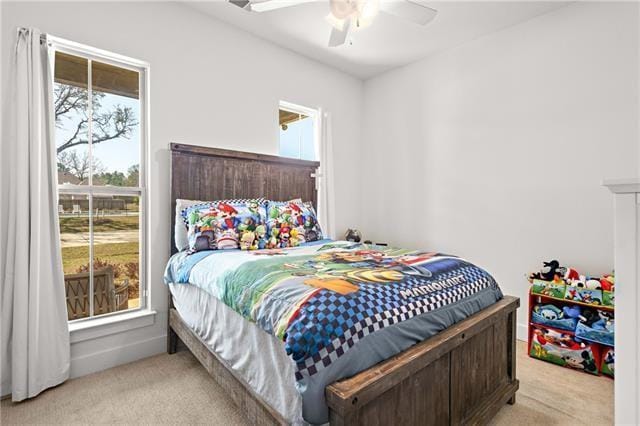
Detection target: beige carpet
<box><xmin>1</xmin><ymin>341</ymin><xmax>613</xmax><ymax>425</ymax></box>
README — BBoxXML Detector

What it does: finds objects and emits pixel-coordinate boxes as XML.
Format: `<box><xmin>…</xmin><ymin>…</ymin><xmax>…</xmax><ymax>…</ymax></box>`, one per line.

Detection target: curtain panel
<box><xmin>316</xmin><ymin>109</ymin><xmax>336</xmax><ymax>239</ymax></box>
<box><xmin>1</xmin><ymin>28</ymin><xmax>70</xmax><ymax>401</ymax></box>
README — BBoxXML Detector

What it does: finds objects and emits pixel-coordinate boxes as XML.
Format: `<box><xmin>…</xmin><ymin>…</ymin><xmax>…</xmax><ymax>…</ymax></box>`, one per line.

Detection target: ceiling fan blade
<box><xmin>248</xmin><ymin>0</ymin><xmax>316</xmax><ymax>12</ymax></box>
<box><xmin>380</xmin><ymin>0</ymin><xmax>437</xmax><ymax>25</ymax></box>
<box><xmin>328</xmin><ymin>19</ymin><xmax>351</xmax><ymax>47</ymax></box>
<box><xmin>228</xmin><ymin>0</ymin><xmax>251</xmax><ymax>9</ymax></box>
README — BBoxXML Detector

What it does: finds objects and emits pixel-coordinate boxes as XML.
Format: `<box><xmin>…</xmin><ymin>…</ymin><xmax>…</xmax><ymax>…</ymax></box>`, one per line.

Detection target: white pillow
<box><xmin>174</xmin><ymin>199</ymin><xmax>206</xmax><ymax>252</ymax></box>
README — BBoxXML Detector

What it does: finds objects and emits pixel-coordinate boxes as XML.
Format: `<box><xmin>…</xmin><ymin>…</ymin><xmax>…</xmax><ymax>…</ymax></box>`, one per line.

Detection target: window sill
<box><xmin>69</xmin><ymin>309</ymin><xmax>157</xmax><ymax>344</ymax></box>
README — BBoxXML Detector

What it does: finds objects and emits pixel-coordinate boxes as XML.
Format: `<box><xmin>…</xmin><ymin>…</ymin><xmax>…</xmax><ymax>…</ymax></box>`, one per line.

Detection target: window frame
<box><xmin>278</xmin><ymin>100</ymin><xmax>319</xmax><ymax>161</ymax></box>
<box><xmin>50</xmin><ymin>35</ymin><xmax>150</xmax><ymax>324</ymax></box>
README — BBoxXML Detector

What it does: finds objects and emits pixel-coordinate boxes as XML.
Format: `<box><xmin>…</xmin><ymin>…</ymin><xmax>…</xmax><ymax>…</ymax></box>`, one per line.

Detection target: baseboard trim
<box><xmin>70</xmin><ymin>334</ymin><xmax>166</xmax><ymax>379</ymax></box>
<box><xmin>517</xmin><ymin>322</ymin><xmax>528</xmax><ymax>342</ymax></box>
<box><xmin>11</xmin><ymin>322</ymin><xmax>532</xmax><ymax>392</ymax></box>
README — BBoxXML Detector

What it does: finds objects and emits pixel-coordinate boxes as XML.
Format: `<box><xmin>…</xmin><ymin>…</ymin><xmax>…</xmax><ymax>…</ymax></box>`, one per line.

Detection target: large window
<box><xmin>279</xmin><ymin>101</ymin><xmax>318</xmax><ymax>161</ymax></box>
<box><xmin>52</xmin><ymin>40</ymin><xmax>148</xmax><ymax>322</ymax></box>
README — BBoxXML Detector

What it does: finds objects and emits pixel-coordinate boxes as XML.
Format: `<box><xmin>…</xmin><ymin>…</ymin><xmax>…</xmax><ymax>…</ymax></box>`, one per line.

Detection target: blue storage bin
<box><xmin>575</xmin><ymin>321</ymin><xmax>614</xmax><ymax>346</ymax></box>
<box><xmin>531</xmin><ymin>311</ymin><xmax>578</xmax><ymax>331</ymax></box>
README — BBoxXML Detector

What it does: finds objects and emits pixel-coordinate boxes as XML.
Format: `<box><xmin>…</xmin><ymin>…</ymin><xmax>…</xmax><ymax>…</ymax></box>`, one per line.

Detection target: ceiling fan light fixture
<box><xmin>325</xmin><ymin>12</ymin><xmax>347</xmax><ymax>31</ymax></box>
<box><xmin>357</xmin><ymin>0</ymin><xmax>379</xmax><ymax>26</ymax></box>
<box><xmin>330</xmin><ymin>0</ymin><xmax>357</xmax><ymax>19</ymax></box>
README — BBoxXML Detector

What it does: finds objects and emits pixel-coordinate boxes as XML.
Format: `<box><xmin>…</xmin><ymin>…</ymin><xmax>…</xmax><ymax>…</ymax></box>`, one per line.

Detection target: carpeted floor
<box><xmin>1</xmin><ymin>341</ymin><xmax>613</xmax><ymax>425</ymax></box>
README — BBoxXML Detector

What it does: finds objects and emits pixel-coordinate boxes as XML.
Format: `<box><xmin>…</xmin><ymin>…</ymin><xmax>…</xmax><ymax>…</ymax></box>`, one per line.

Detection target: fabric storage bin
<box><xmin>529</xmin><ymin>326</ymin><xmax>599</xmax><ymax>375</ymax></box>
<box><xmin>531</xmin><ymin>306</ymin><xmax>578</xmax><ymax>332</ymax></box>
<box><xmin>531</xmin><ymin>279</ymin><xmax>566</xmax><ymax>299</ymax></box>
<box><xmin>603</xmin><ymin>291</ymin><xmax>615</xmax><ymax>307</ymax></box>
<box><xmin>601</xmin><ymin>347</ymin><xmax>615</xmax><ymax>378</ymax></box>
<box><xmin>564</xmin><ymin>286</ymin><xmax>603</xmax><ymax>306</ymax></box>
<box><xmin>575</xmin><ymin>320</ymin><xmax>614</xmax><ymax>346</ymax></box>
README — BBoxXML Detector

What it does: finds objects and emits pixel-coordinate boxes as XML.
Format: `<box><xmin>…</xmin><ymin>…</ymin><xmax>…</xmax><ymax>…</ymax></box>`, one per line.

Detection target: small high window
<box><xmin>279</xmin><ymin>101</ymin><xmax>318</xmax><ymax>161</ymax></box>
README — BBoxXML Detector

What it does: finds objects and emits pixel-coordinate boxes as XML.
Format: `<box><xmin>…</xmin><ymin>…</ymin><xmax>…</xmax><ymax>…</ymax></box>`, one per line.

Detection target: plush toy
<box><xmin>255</xmin><ymin>224</ymin><xmax>267</xmax><ymax>250</ymax></box>
<box><xmin>267</xmin><ymin>228</ymin><xmax>279</xmax><ymax>249</ymax></box>
<box><xmin>564</xmin><ymin>267</ymin><xmax>580</xmax><ymax>282</ymax></box>
<box><xmin>579</xmin><ymin>308</ymin><xmax>600</xmax><ymax>327</ymax></box>
<box><xmin>584</xmin><ymin>277</ymin><xmax>602</xmax><ymax>290</ymax></box>
<box><xmin>562</xmin><ymin>305</ymin><xmax>581</xmax><ymax>319</ymax></box>
<box><xmin>571</xmin><ymin>275</ymin><xmax>586</xmax><ymax>288</ymax></box>
<box><xmin>344</xmin><ymin>228</ymin><xmax>362</xmax><ymax>243</ymax></box>
<box><xmin>600</xmin><ymin>274</ymin><xmax>614</xmax><ymax>291</ymax></box>
<box><xmin>529</xmin><ymin>260</ymin><xmax>565</xmax><ymax>282</ymax></box>
<box><xmin>289</xmin><ymin>228</ymin><xmax>300</xmax><ymax>247</ymax></box>
<box><xmin>279</xmin><ymin>226</ymin><xmax>291</xmax><ymax>248</ymax></box>
<box><xmin>216</xmin><ymin>229</ymin><xmax>239</xmax><ymax>250</ymax></box>
<box><xmin>240</xmin><ymin>232</ymin><xmax>256</xmax><ymax>250</ymax></box>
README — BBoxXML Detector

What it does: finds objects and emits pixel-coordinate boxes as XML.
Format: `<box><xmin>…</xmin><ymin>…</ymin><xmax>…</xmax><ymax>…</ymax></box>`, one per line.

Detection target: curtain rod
<box><xmin>16</xmin><ymin>27</ymin><xmax>49</xmax><ymax>43</ymax></box>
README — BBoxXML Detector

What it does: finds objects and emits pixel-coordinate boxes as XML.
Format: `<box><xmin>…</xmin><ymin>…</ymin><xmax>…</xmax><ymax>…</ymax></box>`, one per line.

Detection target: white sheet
<box><xmin>169</xmin><ymin>282</ymin><xmax>305</xmax><ymax>425</ymax></box>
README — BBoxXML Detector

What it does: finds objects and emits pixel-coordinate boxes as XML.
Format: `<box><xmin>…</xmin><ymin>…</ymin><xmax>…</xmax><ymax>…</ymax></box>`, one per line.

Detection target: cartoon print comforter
<box><xmin>164</xmin><ymin>240</ymin><xmax>503</xmax><ymax>424</ymax></box>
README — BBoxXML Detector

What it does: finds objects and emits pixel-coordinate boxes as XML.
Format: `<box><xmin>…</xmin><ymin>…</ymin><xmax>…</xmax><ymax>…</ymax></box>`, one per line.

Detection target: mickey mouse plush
<box><xmin>530</xmin><ymin>260</ymin><xmax>565</xmax><ymax>282</ymax></box>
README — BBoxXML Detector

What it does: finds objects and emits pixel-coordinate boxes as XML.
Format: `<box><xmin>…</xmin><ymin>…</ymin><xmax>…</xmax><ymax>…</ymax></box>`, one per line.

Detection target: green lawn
<box><xmin>60</xmin><ymin>215</ymin><xmax>139</xmax><ymax>233</ymax></box>
<box><xmin>61</xmin><ymin>241</ymin><xmax>139</xmax><ymax>274</ymax></box>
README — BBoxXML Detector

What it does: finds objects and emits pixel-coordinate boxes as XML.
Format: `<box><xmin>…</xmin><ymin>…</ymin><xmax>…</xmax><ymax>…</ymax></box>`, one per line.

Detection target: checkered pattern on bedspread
<box><xmin>284</xmin><ymin>258</ymin><xmax>498</xmax><ymax>380</ymax></box>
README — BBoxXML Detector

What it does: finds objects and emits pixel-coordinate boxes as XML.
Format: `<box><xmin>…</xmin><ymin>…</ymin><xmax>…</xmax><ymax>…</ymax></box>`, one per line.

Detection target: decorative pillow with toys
<box><xmin>183</xmin><ymin>199</ymin><xmax>267</xmax><ymax>252</ymax></box>
<box><xmin>266</xmin><ymin>200</ymin><xmax>323</xmax><ymax>248</ymax></box>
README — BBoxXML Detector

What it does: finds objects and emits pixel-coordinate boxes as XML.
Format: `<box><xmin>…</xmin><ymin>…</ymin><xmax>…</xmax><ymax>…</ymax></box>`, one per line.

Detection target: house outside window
<box><xmin>52</xmin><ymin>39</ymin><xmax>149</xmax><ymax>322</ymax></box>
<box><xmin>279</xmin><ymin>101</ymin><xmax>318</xmax><ymax>161</ymax></box>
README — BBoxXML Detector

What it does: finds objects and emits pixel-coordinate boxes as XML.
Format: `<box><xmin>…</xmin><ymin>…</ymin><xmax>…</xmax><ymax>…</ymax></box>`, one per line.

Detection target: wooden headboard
<box><xmin>170</xmin><ymin>143</ymin><xmax>320</xmax><ymax>254</ymax></box>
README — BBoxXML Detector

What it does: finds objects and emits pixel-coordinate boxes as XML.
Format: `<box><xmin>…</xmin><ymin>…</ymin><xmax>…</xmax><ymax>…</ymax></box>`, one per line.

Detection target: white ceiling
<box><xmin>185</xmin><ymin>1</ymin><xmax>570</xmax><ymax>79</ymax></box>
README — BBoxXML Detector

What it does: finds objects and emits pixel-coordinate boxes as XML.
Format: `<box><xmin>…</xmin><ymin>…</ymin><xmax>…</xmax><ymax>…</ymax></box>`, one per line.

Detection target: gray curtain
<box><xmin>1</xmin><ymin>28</ymin><xmax>70</xmax><ymax>400</ymax></box>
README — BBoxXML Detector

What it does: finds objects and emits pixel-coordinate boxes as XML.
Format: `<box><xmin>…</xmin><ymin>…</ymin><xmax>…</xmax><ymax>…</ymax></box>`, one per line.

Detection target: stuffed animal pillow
<box><xmin>266</xmin><ymin>200</ymin><xmax>323</xmax><ymax>248</ymax></box>
<box><xmin>183</xmin><ymin>199</ymin><xmax>267</xmax><ymax>252</ymax></box>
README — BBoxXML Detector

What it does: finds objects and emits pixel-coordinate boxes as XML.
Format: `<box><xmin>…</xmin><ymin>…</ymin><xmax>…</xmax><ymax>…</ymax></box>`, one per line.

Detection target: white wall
<box><xmin>360</xmin><ymin>1</ymin><xmax>639</xmax><ymax>340</ymax></box>
<box><xmin>1</xmin><ymin>1</ymin><xmax>363</xmax><ymax>380</ymax></box>
<box><xmin>2</xmin><ymin>0</ymin><xmax>637</xmax><ymax>385</ymax></box>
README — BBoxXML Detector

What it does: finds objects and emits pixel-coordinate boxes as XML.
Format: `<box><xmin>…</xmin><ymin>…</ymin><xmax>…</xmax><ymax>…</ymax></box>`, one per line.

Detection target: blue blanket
<box><xmin>165</xmin><ymin>241</ymin><xmax>503</xmax><ymax>423</ymax></box>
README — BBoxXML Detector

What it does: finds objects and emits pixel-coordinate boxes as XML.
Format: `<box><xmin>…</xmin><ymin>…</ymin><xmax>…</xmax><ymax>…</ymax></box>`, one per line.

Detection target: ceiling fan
<box><xmin>228</xmin><ymin>0</ymin><xmax>438</xmax><ymax>47</ymax></box>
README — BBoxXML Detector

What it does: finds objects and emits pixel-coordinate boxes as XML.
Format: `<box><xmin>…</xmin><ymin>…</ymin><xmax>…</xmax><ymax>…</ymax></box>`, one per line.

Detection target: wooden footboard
<box><xmin>168</xmin><ymin>295</ymin><xmax>519</xmax><ymax>426</ymax></box>
<box><xmin>325</xmin><ymin>296</ymin><xmax>520</xmax><ymax>425</ymax></box>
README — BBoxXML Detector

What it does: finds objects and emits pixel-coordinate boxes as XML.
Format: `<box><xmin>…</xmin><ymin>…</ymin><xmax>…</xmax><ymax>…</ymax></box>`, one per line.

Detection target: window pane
<box><xmin>91</xmin><ymin>60</ymin><xmax>140</xmax><ymax>187</ymax></box>
<box><xmin>59</xmin><ymin>194</ymin><xmax>91</xmax><ymax>320</ymax></box>
<box><xmin>279</xmin><ymin>114</ymin><xmax>301</xmax><ymax>159</ymax></box>
<box><xmin>92</xmin><ymin>195</ymin><xmax>140</xmax><ymax>313</ymax></box>
<box><xmin>278</xmin><ymin>108</ymin><xmax>317</xmax><ymax>161</ymax></box>
<box><xmin>298</xmin><ymin>116</ymin><xmax>316</xmax><ymax>161</ymax></box>
<box><xmin>54</xmin><ymin>52</ymin><xmax>89</xmax><ymax>185</ymax></box>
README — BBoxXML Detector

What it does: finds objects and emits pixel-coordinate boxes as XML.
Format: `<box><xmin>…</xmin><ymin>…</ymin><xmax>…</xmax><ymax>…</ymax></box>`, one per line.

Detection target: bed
<box><xmin>166</xmin><ymin>143</ymin><xmax>520</xmax><ymax>425</ymax></box>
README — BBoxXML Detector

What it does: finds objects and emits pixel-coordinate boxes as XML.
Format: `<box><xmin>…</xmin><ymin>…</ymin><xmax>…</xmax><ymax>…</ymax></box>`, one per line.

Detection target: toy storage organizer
<box><xmin>528</xmin><ymin>280</ymin><xmax>615</xmax><ymax>378</ymax></box>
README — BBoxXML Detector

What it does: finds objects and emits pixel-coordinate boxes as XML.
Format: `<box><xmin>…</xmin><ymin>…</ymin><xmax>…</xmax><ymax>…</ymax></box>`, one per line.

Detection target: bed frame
<box><xmin>167</xmin><ymin>143</ymin><xmax>520</xmax><ymax>425</ymax></box>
